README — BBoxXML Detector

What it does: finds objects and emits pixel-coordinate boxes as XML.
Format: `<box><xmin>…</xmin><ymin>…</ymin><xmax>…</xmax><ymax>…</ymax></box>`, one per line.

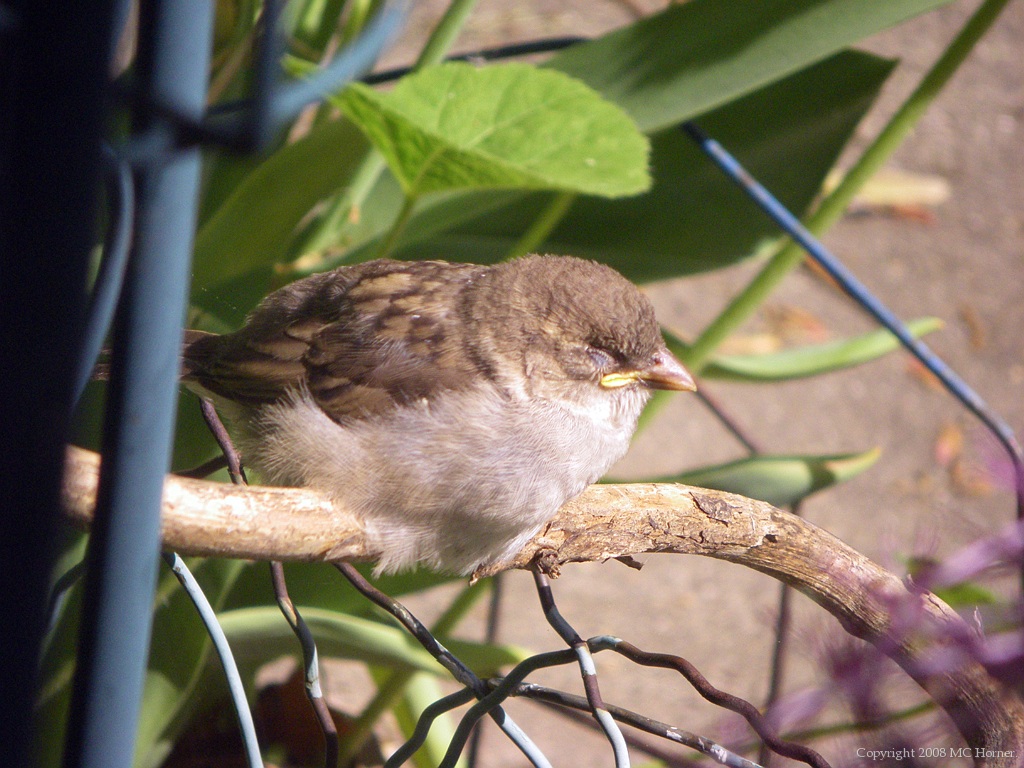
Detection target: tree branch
<box><xmin>61</xmin><ymin>445</ymin><xmax>1024</xmax><ymax>764</ymax></box>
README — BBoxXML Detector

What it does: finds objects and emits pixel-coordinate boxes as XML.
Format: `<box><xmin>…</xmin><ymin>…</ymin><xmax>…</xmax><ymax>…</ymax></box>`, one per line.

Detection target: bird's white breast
<box><xmin>238</xmin><ymin>385</ymin><xmax>644</xmax><ymax>574</ymax></box>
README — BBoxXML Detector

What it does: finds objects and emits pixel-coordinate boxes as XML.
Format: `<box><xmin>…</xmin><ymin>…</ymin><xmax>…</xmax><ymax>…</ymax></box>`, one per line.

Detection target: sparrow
<box><xmin>181</xmin><ymin>255</ymin><xmax>696</xmax><ymax>575</ymax></box>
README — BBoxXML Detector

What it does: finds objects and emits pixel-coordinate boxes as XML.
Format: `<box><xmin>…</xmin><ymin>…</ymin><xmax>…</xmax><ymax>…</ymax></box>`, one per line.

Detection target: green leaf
<box><xmin>932</xmin><ymin>581</ymin><xmax>998</xmax><ymax>608</ymax></box>
<box><xmin>384</xmin><ymin>51</ymin><xmax>894</xmax><ymax>279</ymax></box>
<box><xmin>640</xmin><ymin>448</ymin><xmax>881</xmax><ymax>507</ymax></box>
<box><xmin>391</xmin><ymin>673</ymin><xmax>465</xmax><ymax>768</ymax></box>
<box><xmin>193</xmin><ymin>0</ymin><xmax>955</xmax><ymax>295</ymax></box>
<box><xmin>338</xmin><ymin>62</ymin><xmax>650</xmax><ymax>198</ymax></box>
<box><xmin>903</xmin><ymin>557</ymin><xmax>999</xmax><ymax>607</ymax></box>
<box><xmin>697</xmin><ymin>317</ymin><xmax>943</xmax><ymax>382</ymax></box>
<box><xmin>221</xmin><ymin>561</ymin><xmax>462</xmax><ymax>617</ymax></box>
<box><xmin>547</xmin><ymin>0</ymin><xmax>954</xmax><ymax>133</ymax></box>
<box><xmin>191</xmin><ymin>117</ymin><xmax>371</xmax><ymax>294</ymax></box>
<box><xmin>220</xmin><ymin>606</ymin><xmax>443</xmax><ymax>671</ymax></box>
<box><xmin>216</xmin><ymin>606</ymin><xmax>530</xmax><ymax>676</ymax></box>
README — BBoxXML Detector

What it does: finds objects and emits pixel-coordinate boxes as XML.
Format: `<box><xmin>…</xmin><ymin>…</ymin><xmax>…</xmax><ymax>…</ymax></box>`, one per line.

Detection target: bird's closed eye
<box><xmin>585</xmin><ymin>345</ymin><xmax>618</xmax><ymax>371</ymax></box>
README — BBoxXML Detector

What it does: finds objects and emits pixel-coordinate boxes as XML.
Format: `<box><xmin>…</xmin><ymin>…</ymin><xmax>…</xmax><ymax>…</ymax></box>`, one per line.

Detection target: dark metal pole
<box><xmin>63</xmin><ymin>4</ymin><xmax>215</xmax><ymax>768</ymax></box>
<box><xmin>0</xmin><ymin>3</ymin><xmax>119</xmax><ymax>767</ymax></box>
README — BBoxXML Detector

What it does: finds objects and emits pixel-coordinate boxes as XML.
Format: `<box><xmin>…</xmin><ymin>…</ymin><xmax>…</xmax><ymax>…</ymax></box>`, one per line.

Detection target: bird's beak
<box><xmin>600</xmin><ymin>349</ymin><xmax>697</xmax><ymax>392</ymax></box>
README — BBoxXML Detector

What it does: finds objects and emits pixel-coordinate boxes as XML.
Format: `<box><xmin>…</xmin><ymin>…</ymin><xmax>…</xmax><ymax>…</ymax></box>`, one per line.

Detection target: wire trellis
<box><xmin>53</xmin><ymin>3</ymin><xmax>1024</xmax><ymax>768</ymax></box>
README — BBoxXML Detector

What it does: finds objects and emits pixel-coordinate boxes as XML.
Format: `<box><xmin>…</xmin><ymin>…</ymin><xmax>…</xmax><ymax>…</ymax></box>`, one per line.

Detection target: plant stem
<box><xmin>684</xmin><ymin>0</ymin><xmax>1013</xmax><ymax>373</ymax></box>
<box><xmin>506</xmin><ymin>191</ymin><xmax>576</xmax><ymax>259</ymax></box>
<box><xmin>287</xmin><ymin>152</ymin><xmax>390</xmax><ymax>268</ymax></box>
<box><xmin>338</xmin><ymin>0</ymin><xmax>376</xmax><ymax>48</ymax></box>
<box><xmin>416</xmin><ymin>0</ymin><xmax>482</xmax><ymax>69</ymax></box>
<box><xmin>291</xmin><ymin>0</ymin><xmax>483</xmax><ymax>265</ymax></box>
<box><xmin>375</xmin><ymin>192</ymin><xmax>418</xmax><ymax>259</ymax></box>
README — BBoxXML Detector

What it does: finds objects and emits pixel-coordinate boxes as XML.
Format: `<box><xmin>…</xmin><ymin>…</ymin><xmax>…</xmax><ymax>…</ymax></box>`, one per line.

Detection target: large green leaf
<box><xmin>220</xmin><ymin>561</ymin><xmax>462</xmax><ymax>617</ymax></box>
<box><xmin>547</xmin><ymin>0</ymin><xmax>954</xmax><ymax>133</ymax></box>
<box><xmin>339</xmin><ymin>62</ymin><xmax>650</xmax><ymax>198</ymax></box>
<box><xmin>635</xmin><ymin>448</ymin><xmax>881</xmax><ymax>507</ymax></box>
<box><xmin>695</xmin><ymin>317</ymin><xmax>943</xmax><ymax>382</ymax></box>
<box><xmin>216</xmin><ymin>606</ymin><xmax>529</xmax><ymax>675</ymax></box>
<box><xmin>194</xmin><ymin>0</ymin><xmax>954</xmax><ymax>300</ymax></box>
<box><xmin>385</xmin><ymin>51</ymin><xmax>894</xmax><ymax>279</ymax></box>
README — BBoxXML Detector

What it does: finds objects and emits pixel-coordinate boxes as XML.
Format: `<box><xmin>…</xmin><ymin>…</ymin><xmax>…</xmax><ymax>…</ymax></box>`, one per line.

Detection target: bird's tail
<box><xmin>92</xmin><ymin>329</ymin><xmax>218</xmax><ymax>381</ymax></box>
<box><xmin>180</xmin><ymin>329</ymin><xmax>217</xmax><ymax>379</ymax></box>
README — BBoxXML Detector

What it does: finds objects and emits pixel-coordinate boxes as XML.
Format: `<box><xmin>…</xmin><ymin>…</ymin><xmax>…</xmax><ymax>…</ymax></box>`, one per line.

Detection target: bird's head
<box><xmin>464</xmin><ymin>255</ymin><xmax>695</xmax><ymax>412</ymax></box>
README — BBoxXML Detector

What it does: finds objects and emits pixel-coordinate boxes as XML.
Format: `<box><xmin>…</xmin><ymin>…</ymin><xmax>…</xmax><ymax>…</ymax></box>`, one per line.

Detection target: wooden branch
<box><xmin>62</xmin><ymin>445</ymin><xmax>1024</xmax><ymax>765</ymax></box>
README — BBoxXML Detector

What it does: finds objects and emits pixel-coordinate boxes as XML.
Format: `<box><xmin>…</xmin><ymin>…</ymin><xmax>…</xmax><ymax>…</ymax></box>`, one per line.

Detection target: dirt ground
<box><xmin>354</xmin><ymin>2</ymin><xmax>1024</xmax><ymax>765</ymax></box>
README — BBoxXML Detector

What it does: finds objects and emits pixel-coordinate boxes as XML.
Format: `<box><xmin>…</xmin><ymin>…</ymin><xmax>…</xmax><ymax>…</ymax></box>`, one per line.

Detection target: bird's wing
<box><xmin>184</xmin><ymin>260</ymin><xmax>487</xmax><ymax>421</ymax></box>
<box><xmin>304</xmin><ymin>260</ymin><xmax>486</xmax><ymax>421</ymax></box>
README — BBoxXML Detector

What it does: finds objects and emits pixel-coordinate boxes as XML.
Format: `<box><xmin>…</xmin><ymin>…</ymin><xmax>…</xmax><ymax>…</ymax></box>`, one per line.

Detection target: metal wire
<box><xmin>206</xmin><ymin>34</ymin><xmax>586</xmax><ymax>132</ymax></box>
<box><xmin>163</xmin><ymin>552</ymin><xmax>263</xmax><ymax>768</ymax></box>
<box><xmin>200</xmin><ymin>399</ymin><xmax>247</xmax><ymax>484</ymax></box>
<box><xmin>466</xmin><ymin>574</ymin><xmax>505</xmax><ymax>767</ymax></box>
<box><xmin>760</xmin><ymin>502</ymin><xmax>802</xmax><ymax>768</ymax></box>
<box><xmin>334</xmin><ymin>564</ymin><xmax>553</xmax><ymax>768</ymax></box>
<box><xmin>507</xmin><ymin>681</ymin><xmax>763</xmax><ymax>768</ymax></box>
<box><xmin>271</xmin><ymin>562</ymin><xmax>339</xmax><ymax>768</ymax></box>
<box><xmin>534</xmin><ymin>571</ymin><xmax>632</xmax><ymax>768</ymax></box>
<box><xmin>266</xmin><ymin>1</ymin><xmax>409</xmax><ymax>132</ymax></box>
<box><xmin>383</xmin><ymin>616</ymin><xmax>802</xmax><ymax>768</ymax></box>
<box><xmin>362</xmin><ymin>35</ymin><xmax>586</xmax><ymax>85</ymax></box>
<box><xmin>591</xmin><ymin>636</ymin><xmax>830</xmax><ymax>768</ymax></box>
<box><xmin>198</xmin><ymin>401</ymin><xmax>336</xmax><ymax>767</ymax></box>
<box><xmin>437</xmin><ymin>649</ymin><xmax>579</xmax><ymax>768</ymax></box>
<box><xmin>681</xmin><ymin>121</ymin><xmax>1024</xmax><ymax>526</ymax></box>
<box><xmin>382</xmin><ymin>689</ymin><xmax>479</xmax><ymax>767</ymax></box>
<box><xmin>119</xmin><ymin>1</ymin><xmax>409</xmax><ymax>154</ymax></box>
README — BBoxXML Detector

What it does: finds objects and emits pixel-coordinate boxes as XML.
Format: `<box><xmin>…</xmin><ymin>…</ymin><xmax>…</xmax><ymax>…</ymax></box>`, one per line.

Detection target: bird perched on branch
<box><xmin>181</xmin><ymin>255</ymin><xmax>696</xmax><ymax>575</ymax></box>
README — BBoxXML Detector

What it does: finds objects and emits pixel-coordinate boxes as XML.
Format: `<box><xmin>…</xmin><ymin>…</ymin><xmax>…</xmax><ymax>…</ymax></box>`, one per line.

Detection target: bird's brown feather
<box><xmin>183</xmin><ymin>260</ymin><xmax>488</xmax><ymax>420</ymax></box>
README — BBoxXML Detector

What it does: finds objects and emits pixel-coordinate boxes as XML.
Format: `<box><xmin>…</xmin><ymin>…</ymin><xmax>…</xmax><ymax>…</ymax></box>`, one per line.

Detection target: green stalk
<box><xmin>287</xmin><ymin>152</ymin><xmax>389</xmax><ymax>263</ymax></box>
<box><xmin>683</xmin><ymin>0</ymin><xmax>1013</xmax><ymax>374</ymax></box>
<box><xmin>337</xmin><ymin>579</ymin><xmax>492</xmax><ymax>763</ymax></box>
<box><xmin>375</xmin><ymin>193</ymin><xmax>417</xmax><ymax>259</ymax></box>
<box><xmin>292</xmin><ymin>0</ymin><xmax>483</xmax><ymax>264</ymax></box>
<box><xmin>430</xmin><ymin>578</ymin><xmax>493</xmax><ymax>636</ymax></box>
<box><xmin>506</xmin><ymin>191</ymin><xmax>577</xmax><ymax>259</ymax></box>
<box><xmin>415</xmin><ymin>0</ymin><xmax>482</xmax><ymax>69</ymax></box>
<box><xmin>338</xmin><ymin>0</ymin><xmax>376</xmax><ymax>48</ymax></box>
<box><xmin>309</xmin><ymin>0</ymin><xmax>351</xmax><ymax>51</ymax></box>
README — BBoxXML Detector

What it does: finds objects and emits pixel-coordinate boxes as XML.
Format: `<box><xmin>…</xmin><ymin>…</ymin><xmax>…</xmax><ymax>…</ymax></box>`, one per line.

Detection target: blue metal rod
<box><xmin>63</xmin><ymin>4</ymin><xmax>216</xmax><ymax>768</ymax></box>
<box><xmin>154</xmin><ymin>0</ymin><xmax>407</xmax><ymax>152</ymax></box>
<box><xmin>268</xmin><ymin>0</ymin><xmax>407</xmax><ymax>128</ymax></box>
<box><xmin>362</xmin><ymin>35</ymin><xmax>586</xmax><ymax>85</ymax></box>
<box><xmin>245</xmin><ymin>0</ymin><xmax>284</xmax><ymax>149</ymax></box>
<box><xmin>73</xmin><ymin>145</ymin><xmax>134</xmax><ymax>407</ymax></box>
<box><xmin>681</xmin><ymin>121</ymin><xmax>1024</xmax><ymax>521</ymax></box>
